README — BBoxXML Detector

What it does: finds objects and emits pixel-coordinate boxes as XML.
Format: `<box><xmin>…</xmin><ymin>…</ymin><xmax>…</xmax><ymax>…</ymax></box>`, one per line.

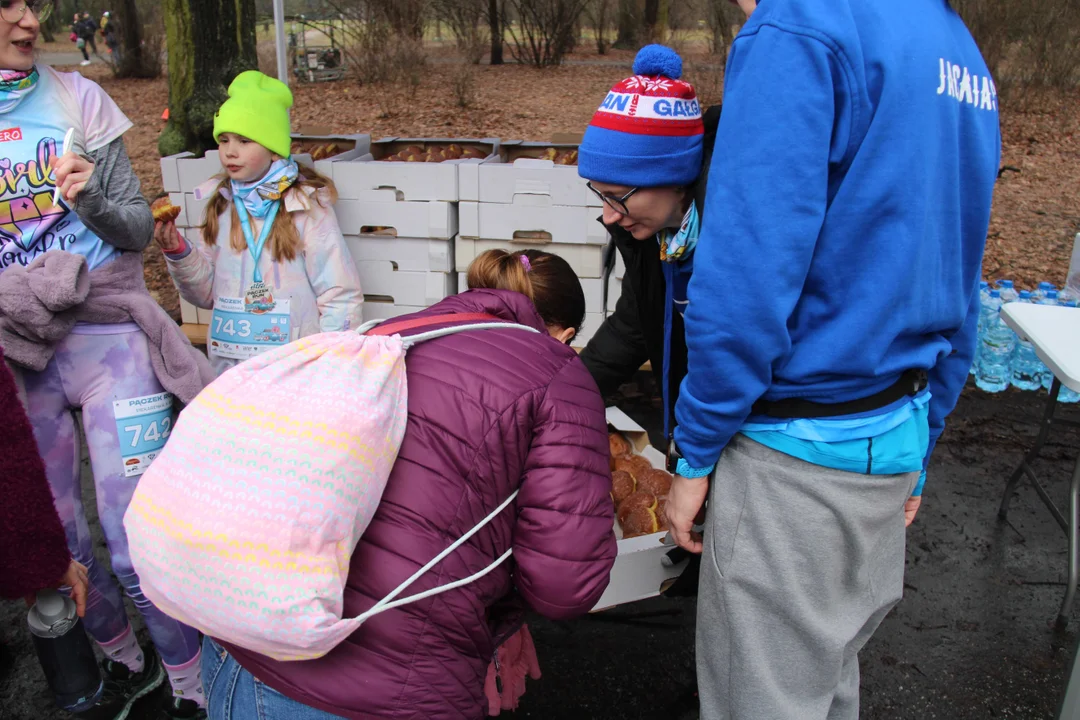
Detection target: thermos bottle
<box><xmin>27</xmin><ymin>589</ymin><xmax>103</xmax><ymax>713</ymax></box>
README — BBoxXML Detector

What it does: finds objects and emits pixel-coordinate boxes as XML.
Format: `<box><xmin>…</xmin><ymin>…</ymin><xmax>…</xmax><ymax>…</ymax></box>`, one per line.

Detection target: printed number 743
<box><xmin>124</xmin><ymin>417</ymin><xmax>173</xmax><ymax>449</ymax></box>
<box><xmin>214</xmin><ymin>316</ymin><xmax>253</xmax><ymax>338</ymax></box>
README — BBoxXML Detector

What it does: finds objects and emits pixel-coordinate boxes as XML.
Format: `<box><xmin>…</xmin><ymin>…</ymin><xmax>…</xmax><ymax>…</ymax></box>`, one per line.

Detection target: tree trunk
<box><xmin>158</xmin><ymin>0</ymin><xmax>259</xmax><ymax>158</ymax></box>
<box><xmin>488</xmin><ymin>0</ymin><xmax>503</xmax><ymax>64</ymax></box>
<box><xmin>642</xmin><ymin>0</ymin><xmax>667</xmax><ymax>44</ymax></box>
<box><xmin>613</xmin><ymin>0</ymin><xmax>641</xmax><ymax>50</ymax></box>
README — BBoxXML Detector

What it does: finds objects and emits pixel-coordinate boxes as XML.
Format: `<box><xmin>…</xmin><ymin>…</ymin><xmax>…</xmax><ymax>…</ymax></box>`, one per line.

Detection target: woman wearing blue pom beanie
<box><xmin>578</xmin><ymin>44</ymin><xmax>719</xmax><ymax>465</ymax></box>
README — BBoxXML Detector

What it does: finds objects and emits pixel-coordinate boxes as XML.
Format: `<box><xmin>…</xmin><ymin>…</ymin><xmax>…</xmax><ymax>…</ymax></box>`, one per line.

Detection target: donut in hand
<box><xmin>151</xmin><ymin>197</ymin><xmax>182</xmax><ymax>224</ymax></box>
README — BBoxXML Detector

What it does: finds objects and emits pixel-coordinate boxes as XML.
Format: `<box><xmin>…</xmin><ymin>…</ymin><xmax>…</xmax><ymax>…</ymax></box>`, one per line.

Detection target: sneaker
<box><xmin>76</xmin><ymin>645</ymin><xmax>165</xmax><ymax>720</ymax></box>
<box><xmin>158</xmin><ymin>694</ymin><xmax>207</xmax><ymax>720</ymax></box>
<box><xmin>80</xmin><ymin>60</ymin><xmax>92</xmax><ymax>66</ymax></box>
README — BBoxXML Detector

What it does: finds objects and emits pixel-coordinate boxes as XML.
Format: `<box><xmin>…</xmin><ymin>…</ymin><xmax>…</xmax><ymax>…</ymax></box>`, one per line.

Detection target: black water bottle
<box><xmin>27</xmin><ymin>589</ymin><xmax>103</xmax><ymax>713</ymax></box>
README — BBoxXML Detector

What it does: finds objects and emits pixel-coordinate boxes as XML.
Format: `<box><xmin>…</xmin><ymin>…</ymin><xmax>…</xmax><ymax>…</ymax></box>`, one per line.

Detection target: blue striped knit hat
<box><xmin>578</xmin><ymin>45</ymin><xmax>704</xmax><ymax>188</ymax></box>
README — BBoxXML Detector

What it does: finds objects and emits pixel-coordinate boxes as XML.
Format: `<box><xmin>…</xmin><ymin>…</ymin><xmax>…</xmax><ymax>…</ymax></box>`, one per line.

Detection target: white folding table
<box><xmin>998</xmin><ymin>303</ymin><xmax>1080</xmax><ymax>630</ymax></box>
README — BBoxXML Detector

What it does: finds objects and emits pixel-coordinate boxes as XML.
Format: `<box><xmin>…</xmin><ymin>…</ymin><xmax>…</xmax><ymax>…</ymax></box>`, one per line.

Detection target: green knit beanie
<box><xmin>213</xmin><ymin>71</ymin><xmax>293</xmax><ymax>158</ymax></box>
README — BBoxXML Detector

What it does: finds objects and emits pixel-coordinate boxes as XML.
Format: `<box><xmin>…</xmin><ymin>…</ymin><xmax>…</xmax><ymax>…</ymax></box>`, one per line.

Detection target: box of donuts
<box><xmin>591</xmin><ymin>407</ymin><xmax>689</xmax><ymax>611</ymax></box>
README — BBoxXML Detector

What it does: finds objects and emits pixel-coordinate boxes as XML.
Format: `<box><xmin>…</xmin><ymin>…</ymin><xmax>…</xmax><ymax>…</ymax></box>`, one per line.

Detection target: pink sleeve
<box><xmin>61</xmin><ymin>72</ymin><xmax>133</xmax><ymax>152</ymax></box>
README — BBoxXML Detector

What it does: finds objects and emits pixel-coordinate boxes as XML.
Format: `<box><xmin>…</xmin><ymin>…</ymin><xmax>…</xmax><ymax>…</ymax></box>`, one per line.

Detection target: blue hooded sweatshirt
<box><xmin>673</xmin><ymin>0</ymin><xmax>1001</xmax><ymax>475</ymax></box>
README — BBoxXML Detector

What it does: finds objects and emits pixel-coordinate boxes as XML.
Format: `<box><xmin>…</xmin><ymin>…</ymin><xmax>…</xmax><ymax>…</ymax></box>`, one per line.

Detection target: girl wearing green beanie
<box><xmin>154</xmin><ymin>71</ymin><xmax>363</xmax><ymax>376</ymax></box>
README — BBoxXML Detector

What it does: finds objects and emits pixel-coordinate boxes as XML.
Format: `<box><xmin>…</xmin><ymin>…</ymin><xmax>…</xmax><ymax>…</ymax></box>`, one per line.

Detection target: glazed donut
<box><xmin>617</xmin><ymin>491</ymin><xmax>657</xmax><ymax>526</ymax></box>
<box><xmin>611</xmin><ymin>470</ymin><xmax>636</xmax><ymax>505</ymax></box>
<box><xmin>621</xmin><ymin>506</ymin><xmax>659</xmax><ymax>538</ymax></box>
<box><xmin>609</xmin><ymin>432</ymin><xmax>632</xmax><ymax>458</ymax></box>
<box><xmin>151</xmin><ymin>196</ymin><xmax>182</xmax><ymax>224</ymax></box>
<box><xmin>613</xmin><ymin>454</ymin><xmax>652</xmax><ymax>481</ymax></box>
<box><xmin>637</xmin><ymin>468</ymin><xmax>673</xmax><ymax>497</ymax></box>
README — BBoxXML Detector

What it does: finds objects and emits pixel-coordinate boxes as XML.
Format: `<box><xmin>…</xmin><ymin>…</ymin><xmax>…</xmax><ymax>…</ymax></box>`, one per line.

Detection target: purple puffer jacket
<box><xmin>224</xmin><ymin>289</ymin><xmax>618</xmax><ymax>720</ymax></box>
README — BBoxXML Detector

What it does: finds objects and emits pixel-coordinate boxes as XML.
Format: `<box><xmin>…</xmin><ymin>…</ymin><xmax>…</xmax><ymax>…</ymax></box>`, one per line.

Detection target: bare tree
<box><xmin>613</xmin><ymin>0</ymin><xmax>641</xmax><ymax>49</ymax></box>
<box><xmin>489</xmin><ymin>0</ymin><xmax>504</xmax><ymax>64</ymax></box>
<box><xmin>582</xmin><ymin>0</ymin><xmax>615</xmax><ymax>54</ymax></box>
<box><xmin>431</xmin><ymin>0</ymin><xmax>488</xmax><ymax>63</ymax></box>
<box><xmin>704</xmin><ymin>0</ymin><xmax>737</xmax><ymax>56</ymax></box>
<box><xmin>502</xmin><ymin>0</ymin><xmax>589</xmax><ymax>67</ymax></box>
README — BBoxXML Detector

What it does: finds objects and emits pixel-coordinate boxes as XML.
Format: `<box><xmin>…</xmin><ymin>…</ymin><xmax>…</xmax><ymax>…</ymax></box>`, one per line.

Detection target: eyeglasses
<box><xmin>587</xmin><ymin>181</ymin><xmax>640</xmax><ymax>216</ymax></box>
<box><xmin>0</xmin><ymin>1</ymin><xmax>53</xmax><ymax>24</ymax></box>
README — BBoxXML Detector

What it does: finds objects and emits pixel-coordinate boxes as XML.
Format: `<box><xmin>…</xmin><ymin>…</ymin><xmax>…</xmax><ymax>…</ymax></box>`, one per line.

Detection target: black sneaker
<box><xmin>157</xmin><ymin>695</ymin><xmax>207</xmax><ymax>720</ymax></box>
<box><xmin>77</xmin><ymin>645</ymin><xmax>165</xmax><ymax>720</ymax></box>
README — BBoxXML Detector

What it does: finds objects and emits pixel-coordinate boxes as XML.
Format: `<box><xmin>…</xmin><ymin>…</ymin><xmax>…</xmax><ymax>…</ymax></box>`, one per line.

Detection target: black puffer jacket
<box><xmin>580</xmin><ymin>105</ymin><xmax>721</xmax><ymax>432</ymax></box>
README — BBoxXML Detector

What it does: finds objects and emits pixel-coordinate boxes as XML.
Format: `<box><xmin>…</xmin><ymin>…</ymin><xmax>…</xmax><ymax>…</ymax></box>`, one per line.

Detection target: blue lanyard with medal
<box><xmin>233</xmin><ymin>194</ymin><xmax>281</xmax><ymax>306</ymax></box>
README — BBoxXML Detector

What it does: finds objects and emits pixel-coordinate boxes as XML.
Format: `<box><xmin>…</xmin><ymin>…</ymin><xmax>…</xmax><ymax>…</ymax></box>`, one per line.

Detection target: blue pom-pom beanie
<box><xmin>578</xmin><ymin>45</ymin><xmax>704</xmax><ymax>188</ymax></box>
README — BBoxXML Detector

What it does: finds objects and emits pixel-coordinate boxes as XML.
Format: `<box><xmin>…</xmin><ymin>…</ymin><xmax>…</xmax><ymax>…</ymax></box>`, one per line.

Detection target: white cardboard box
<box><xmin>345</xmin><ymin>235</ymin><xmax>453</xmax><ymax>274</ymax></box>
<box><xmin>163</xmin><ymin>133</ymin><xmax>370</xmax><ymax>194</ymax></box>
<box><xmin>355</xmin><ymin>261</ymin><xmax>456</xmax><ymax>307</ymax></box>
<box><xmin>454</xmin><ymin>236</ymin><xmax>607</xmax><ymax>279</ymax></box>
<box><xmin>460</xmin><ymin>140</ymin><xmax>599</xmax><ymax>207</ymax></box>
<box><xmin>336</xmin><ymin>194</ymin><xmax>457</xmax><ymax>240</ymax></box>
<box><xmin>458</xmin><ymin>200</ymin><xmax>607</xmax><ymax>246</ymax></box>
<box><xmin>361</xmin><ymin>298</ymin><xmax>429</xmax><ymax>323</ymax></box>
<box><xmin>332</xmin><ymin>137</ymin><xmax>502</xmax><ymax>202</ymax></box>
<box><xmin>592</xmin><ymin>406</ymin><xmax>687</xmax><ymax>611</ymax></box>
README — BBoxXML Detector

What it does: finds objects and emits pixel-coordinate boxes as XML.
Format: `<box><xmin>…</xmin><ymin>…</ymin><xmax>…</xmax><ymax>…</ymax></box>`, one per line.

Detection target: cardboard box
<box><xmin>178</xmin><ymin>298</ymin><xmax>213</xmax><ymax>326</ymax></box>
<box><xmin>336</xmin><ymin>194</ymin><xmax>457</xmax><ymax>240</ymax></box>
<box><xmin>355</xmin><ymin>261</ymin><xmax>456</xmax><ymax>307</ymax></box>
<box><xmin>345</xmin><ymin>235</ymin><xmax>453</xmax><ymax>274</ymax></box>
<box><xmin>454</xmin><ymin>236</ymin><xmax>607</xmax><ymax>279</ymax></box>
<box><xmin>290</xmin><ymin>133</ymin><xmax>371</xmax><ymax>175</ymax></box>
<box><xmin>159</xmin><ymin>152</ymin><xmax>190</xmax><ymax>194</ymax></box>
<box><xmin>458</xmin><ymin>200</ymin><xmax>607</xmax><ymax>246</ymax></box>
<box><xmin>459</xmin><ymin>141</ymin><xmax>599</xmax><ymax>207</ymax></box>
<box><xmin>361</xmin><ymin>298</ymin><xmax>428</xmax><ymax>323</ymax></box>
<box><xmin>163</xmin><ymin>133</ymin><xmax>369</xmax><ymax>194</ymax></box>
<box><xmin>591</xmin><ymin>406</ymin><xmax>687</xmax><ymax>611</ymax></box>
<box><xmin>332</xmin><ymin>137</ymin><xmax>502</xmax><ymax>202</ymax></box>
<box><xmin>174</xmin><ymin>151</ymin><xmax>223</xmax><ymax>194</ymax></box>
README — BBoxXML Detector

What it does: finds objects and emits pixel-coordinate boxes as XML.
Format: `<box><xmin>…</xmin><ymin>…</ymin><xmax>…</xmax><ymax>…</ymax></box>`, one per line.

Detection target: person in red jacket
<box><xmin>0</xmin><ymin>348</ymin><xmax>88</xmax><ymax>615</ymax></box>
<box><xmin>201</xmin><ymin>249</ymin><xmax>618</xmax><ymax>720</ymax></box>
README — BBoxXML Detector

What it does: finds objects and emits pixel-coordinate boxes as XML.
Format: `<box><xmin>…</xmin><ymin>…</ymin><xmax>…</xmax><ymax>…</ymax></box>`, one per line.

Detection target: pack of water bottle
<box><xmin>973</xmin><ymin>276</ymin><xmax>1079</xmax><ymax>402</ymax></box>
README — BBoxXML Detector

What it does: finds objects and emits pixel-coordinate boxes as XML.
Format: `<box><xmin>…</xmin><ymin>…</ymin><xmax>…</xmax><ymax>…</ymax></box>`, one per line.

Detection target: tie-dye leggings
<box><xmin>18</xmin><ymin>327</ymin><xmax>201</xmax><ymax>667</ymax></box>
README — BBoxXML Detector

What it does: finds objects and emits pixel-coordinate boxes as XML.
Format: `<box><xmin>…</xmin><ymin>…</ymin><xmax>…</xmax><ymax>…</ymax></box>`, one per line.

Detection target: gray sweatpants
<box><xmin>697</xmin><ymin>434</ymin><xmax>918</xmax><ymax>720</ymax></box>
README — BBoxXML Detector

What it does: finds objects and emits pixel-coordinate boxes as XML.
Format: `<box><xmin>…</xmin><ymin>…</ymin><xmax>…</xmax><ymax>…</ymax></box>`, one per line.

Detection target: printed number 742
<box><xmin>124</xmin><ymin>417</ymin><xmax>173</xmax><ymax>449</ymax></box>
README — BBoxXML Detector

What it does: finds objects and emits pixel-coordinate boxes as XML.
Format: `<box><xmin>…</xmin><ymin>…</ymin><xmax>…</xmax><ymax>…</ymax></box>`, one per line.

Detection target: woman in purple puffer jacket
<box><xmin>203</xmin><ymin>249</ymin><xmax>619</xmax><ymax>720</ymax></box>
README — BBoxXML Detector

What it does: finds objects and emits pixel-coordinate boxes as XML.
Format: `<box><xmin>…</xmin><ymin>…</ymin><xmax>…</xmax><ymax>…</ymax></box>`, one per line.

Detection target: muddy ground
<box><xmin>2</xmin><ymin>380</ymin><xmax>1079</xmax><ymax>719</ymax></box>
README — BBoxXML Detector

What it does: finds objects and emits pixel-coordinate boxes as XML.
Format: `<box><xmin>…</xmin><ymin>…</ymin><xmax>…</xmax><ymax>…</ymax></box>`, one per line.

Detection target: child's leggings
<box><xmin>19</xmin><ymin>327</ymin><xmax>201</xmax><ymax>667</ymax></box>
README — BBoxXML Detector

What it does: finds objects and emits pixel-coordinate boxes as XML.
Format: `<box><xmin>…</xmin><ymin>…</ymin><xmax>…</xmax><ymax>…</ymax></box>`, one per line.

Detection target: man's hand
<box><xmin>25</xmin><ymin>559</ymin><xmax>89</xmax><ymax>617</ymax></box>
<box><xmin>904</xmin><ymin>496</ymin><xmax>922</xmax><ymax>528</ymax></box>
<box><xmin>665</xmin><ymin>474</ymin><xmax>710</xmax><ymax>554</ymax></box>
<box><xmin>53</xmin><ymin>152</ymin><xmax>95</xmax><ymax>204</ymax></box>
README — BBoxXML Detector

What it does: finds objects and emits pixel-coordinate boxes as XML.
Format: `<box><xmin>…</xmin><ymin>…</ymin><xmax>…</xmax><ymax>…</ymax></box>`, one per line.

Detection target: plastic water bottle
<box><xmin>1037</xmin><ymin>291</ymin><xmax>1065</xmax><ymax>396</ymax></box>
<box><xmin>1034</xmin><ymin>281</ymin><xmax>1057</xmax><ymax>302</ymax></box>
<box><xmin>973</xmin><ymin>280</ymin><xmax>990</xmax><ymax>375</ymax></box>
<box><xmin>1010</xmin><ymin>291</ymin><xmax>1043</xmax><ymax>391</ymax></box>
<box><xmin>1059</xmin><ymin>286</ymin><xmax>1080</xmax><ymax>308</ymax></box>
<box><xmin>1052</xmin><ymin>290</ymin><xmax>1080</xmax><ymax>403</ymax></box>
<box><xmin>996</xmin><ymin>279</ymin><xmax>1019</xmax><ymax>304</ymax></box>
<box><xmin>27</xmin><ymin>590</ymin><xmax>104</xmax><ymax>713</ymax></box>
<box><xmin>975</xmin><ymin>289</ymin><xmax>1014</xmax><ymax>392</ymax></box>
